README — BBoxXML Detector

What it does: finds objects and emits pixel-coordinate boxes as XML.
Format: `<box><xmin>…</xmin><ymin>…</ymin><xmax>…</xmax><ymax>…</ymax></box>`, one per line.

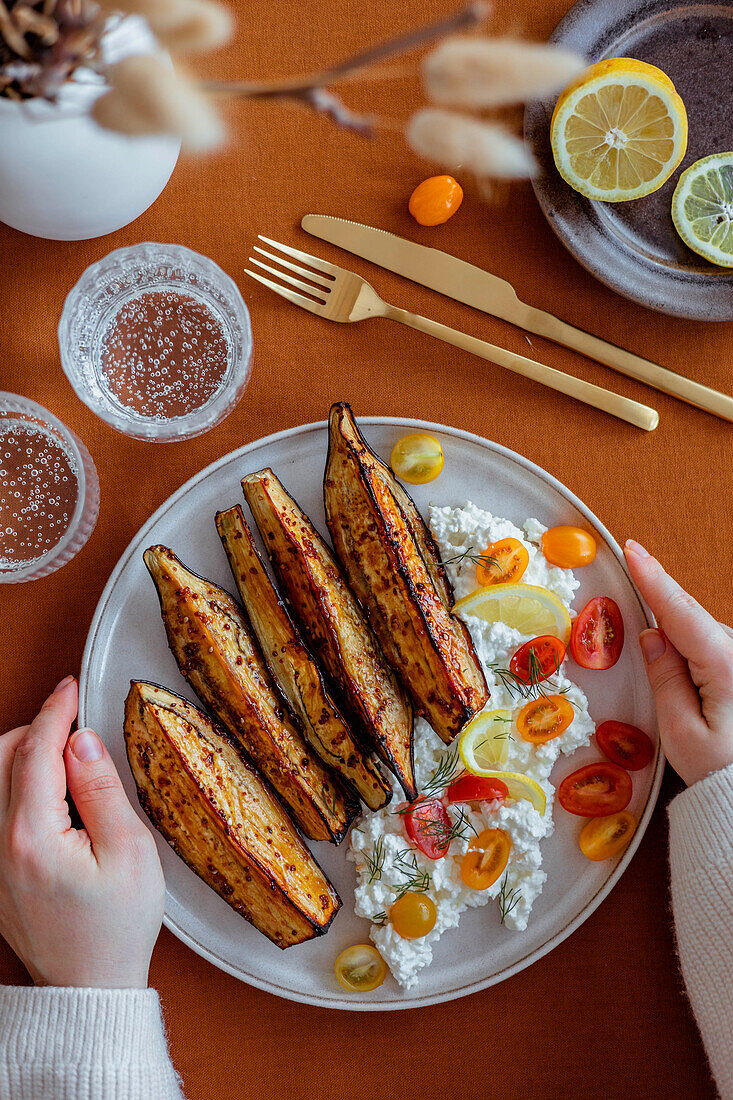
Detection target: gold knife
<box><xmin>302</xmin><ymin>214</ymin><xmax>733</xmax><ymax>423</ymax></box>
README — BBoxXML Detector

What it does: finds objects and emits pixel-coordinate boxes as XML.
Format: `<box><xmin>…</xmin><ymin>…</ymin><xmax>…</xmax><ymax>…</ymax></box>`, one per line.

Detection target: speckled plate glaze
<box><xmin>524</xmin><ymin>0</ymin><xmax>733</xmax><ymax>320</ymax></box>
<box><xmin>79</xmin><ymin>419</ymin><xmax>661</xmax><ymax>1010</ymax></box>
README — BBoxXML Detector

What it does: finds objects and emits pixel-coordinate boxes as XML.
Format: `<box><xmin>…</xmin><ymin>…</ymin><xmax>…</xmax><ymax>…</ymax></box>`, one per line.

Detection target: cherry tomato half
<box><xmin>579</xmin><ymin>811</ymin><xmax>636</xmax><ymax>861</ymax></box>
<box><xmin>390</xmin><ymin>892</ymin><xmax>437</xmax><ymax>938</ymax></box>
<box><xmin>460</xmin><ymin>828</ymin><xmax>511</xmax><ymax>890</ymax></box>
<box><xmin>335</xmin><ymin>944</ymin><xmax>388</xmax><ymax>992</ymax></box>
<box><xmin>404</xmin><ymin>797</ymin><xmax>452</xmax><ymax>859</ymax></box>
<box><xmin>596</xmin><ymin>721</ymin><xmax>654</xmax><ymax>770</ymax></box>
<box><xmin>509</xmin><ymin>635</ymin><xmax>566</xmax><ymax>686</ymax></box>
<box><xmin>557</xmin><ymin>761</ymin><xmax>633</xmax><ymax>817</ymax></box>
<box><xmin>517</xmin><ymin>695</ymin><xmax>574</xmax><ymax>744</ymax></box>
<box><xmin>476</xmin><ymin>537</ymin><xmax>529</xmax><ymax>586</ymax></box>
<box><xmin>446</xmin><ymin>775</ymin><xmax>509</xmax><ymax>803</ymax></box>
<box><xmin>390</xmin><ymin>432</ymin><xmax>444</xmax><ymax>485</ymax></box>
<box><xmin>570</xmin><ymin>596</ymin><xmax>624</xmax><ymax>670</ymax></box>
<box><xmin>541</xmin><ymin>526</ymin><xmax>597</xmax><ymax>569</ymax></box>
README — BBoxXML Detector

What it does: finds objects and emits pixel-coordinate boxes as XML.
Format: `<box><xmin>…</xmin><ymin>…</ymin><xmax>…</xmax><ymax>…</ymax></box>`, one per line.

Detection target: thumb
<box><xmin>639</xmin><ymin>628</ymin><xmax>703</xmax><ymax>735</ymax></box>
<box><xmin>64</xmin><ymin>728</ymin><xmax>141</xmax><ymax>854</ymax></box>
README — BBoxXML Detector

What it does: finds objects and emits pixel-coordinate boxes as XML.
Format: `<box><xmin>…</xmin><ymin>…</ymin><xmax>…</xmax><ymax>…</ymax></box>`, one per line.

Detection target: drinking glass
<box><xmin>58</xmin><ymin>243</ymin><xmax>253</xmax><ymax>442</ymax></box>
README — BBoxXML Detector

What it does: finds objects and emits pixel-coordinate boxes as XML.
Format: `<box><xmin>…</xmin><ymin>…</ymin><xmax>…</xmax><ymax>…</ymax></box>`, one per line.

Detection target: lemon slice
<box><xmin>453</xmin><ymin>582</ymin><xmax>572</xmax><ymax>644</ymax></box>
<box><xmin>551</xmin><ymin>57</ymin><xmax>688</xmax><ymax>202</ymax></box>
<box><xmin>671</xmin><ymin>152</ymin><xmax>733</xmax><ymax>268</ymax></box>
<box><xmin>459</xmin><ymin>709</ymin><xmax>513</xmax><ymax>771</ymax></box>
<box><xmin>465</xmin><ymin>767</ymin><xmax>546</xmax><ymax>816</ymax></box>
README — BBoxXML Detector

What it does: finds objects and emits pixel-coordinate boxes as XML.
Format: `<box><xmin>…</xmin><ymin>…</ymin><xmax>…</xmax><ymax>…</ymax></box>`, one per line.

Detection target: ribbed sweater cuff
<box><xmin>668</xmin><ymin>763</ymin><xmax>733</xmax><ymax>879</ymax></box>
<box><xmin>0</xmin><ymin>987</ymin><xmax>183</xmax><ymax>1100</ymax></box>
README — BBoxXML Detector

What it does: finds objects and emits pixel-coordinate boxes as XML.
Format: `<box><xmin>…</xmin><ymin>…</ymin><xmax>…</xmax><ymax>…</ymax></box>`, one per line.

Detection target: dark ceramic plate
<box><xmin>524</xmin><ymin>0</ymin><xmax>733</xmax><ymax>320</ymax></box>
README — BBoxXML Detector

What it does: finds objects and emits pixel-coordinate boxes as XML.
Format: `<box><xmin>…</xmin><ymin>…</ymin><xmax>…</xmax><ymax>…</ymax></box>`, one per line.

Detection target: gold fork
<box><xmin>245</xmin><ymin>237</ymin><xmax>659</xmax><ymax>432</ymax></box>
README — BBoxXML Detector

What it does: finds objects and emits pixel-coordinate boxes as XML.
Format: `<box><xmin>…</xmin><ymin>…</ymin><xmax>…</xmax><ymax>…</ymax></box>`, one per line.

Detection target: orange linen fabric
<box><xmin>0</xmin><ymin>0</ymin><xmax>731</xmax><ymax>1096</ymax></box>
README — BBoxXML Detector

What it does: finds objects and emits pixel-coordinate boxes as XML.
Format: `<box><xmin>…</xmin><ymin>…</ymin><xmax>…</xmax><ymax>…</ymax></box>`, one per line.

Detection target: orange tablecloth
<box><xmin>1</xmin><ymin>0</ymin><xmax>731</xmax><ymax>1095</ymax></box>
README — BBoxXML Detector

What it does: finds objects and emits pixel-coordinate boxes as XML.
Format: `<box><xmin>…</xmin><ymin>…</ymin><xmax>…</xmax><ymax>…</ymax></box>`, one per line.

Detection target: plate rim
<box><xmin>79</xmin><ymin>416</ymin><xmax>664</xmax><ymax>1011</ymax></box>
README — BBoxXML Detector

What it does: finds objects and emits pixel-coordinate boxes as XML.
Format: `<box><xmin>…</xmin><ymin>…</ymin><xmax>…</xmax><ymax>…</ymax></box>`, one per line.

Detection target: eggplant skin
<box><xmin>143</xmin><ymin>545</ymin><xmax>358</xmax><ymax>844</ymax></box>
<box><xmin>124</xmin><ymin>682</ymin><xmax>340</xmax><ymax>948</ymax></box>
<box><xmin>216</xmin><ymin>505</ymin><xmax>391</xmax><ymax>811</ymax></box>
<box><xmin>241</xmin><ymin>469</ymin><xmax>417</xmax><ymax>801</ymax></box>
<box><xmin>324</xmin><ymin>403</ymin><xmax>489</xmax><ymax>744</ymax></box>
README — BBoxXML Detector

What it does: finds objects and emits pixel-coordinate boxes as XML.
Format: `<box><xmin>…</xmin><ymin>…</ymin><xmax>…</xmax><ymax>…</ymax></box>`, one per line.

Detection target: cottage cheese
<box><xmin>348</xmin><ymin>501</ymin><xmax>595</xmax><ymax>990</ymax></box>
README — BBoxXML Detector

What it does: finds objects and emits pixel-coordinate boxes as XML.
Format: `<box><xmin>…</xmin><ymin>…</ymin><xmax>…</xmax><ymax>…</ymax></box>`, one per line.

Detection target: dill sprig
<box><xmin>371</xmin><ymin>910</ymin><xmax>388</xmax><ymax>925</ymax></box>
<box><xmin>362</xmin><ymin>836</ymin><xmax>386</xmax><ymax>884</ymax></box>
<box><xmin>442</xmin><ymin>544</ymin><xmax>499</xmax><ymax>576</ymax></box>
<box><xmin>498</xmin><ymin>873</ymin><xmax>522</xmax><ymax>925</ymax></box>
<box><xmin>390</xmin><ymin>849</ymin><xmax>432</xmax><ymax>900</ymax></box>
<box><xmin>488</xmin><ymin>650</ymin><xmax>569</xmax><ymax>703</ymax></box>
<box><xmin>321</xmin><ymin>784</ymin><xmax>339</xmax><ymax>817</ymax></box>
<box><xmin>421</xmin><ymin>744</ymin><xmax>462</xmax><ymax>797</ymax></box>
<box><xmin>414</xmin><ymin>806</ymin><xmax>478</xmax><ymax>849</ymax></box>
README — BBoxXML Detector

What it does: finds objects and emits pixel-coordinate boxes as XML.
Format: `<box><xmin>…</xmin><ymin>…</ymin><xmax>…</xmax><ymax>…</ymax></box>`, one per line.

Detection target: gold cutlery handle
<box><xmin>388</xmin><ymin>307</ymin><xmax>659</xmax><ymax>431</ymax></box>
<box><xmin>522</xmin><ymin>306</ymin><xmax>733</xmax><ymax>423</ymax></box>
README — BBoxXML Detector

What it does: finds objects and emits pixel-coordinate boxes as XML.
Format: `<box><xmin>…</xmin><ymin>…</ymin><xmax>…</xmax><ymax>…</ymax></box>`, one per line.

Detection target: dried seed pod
<box><xmin>91</xmin><ymin>53</ymin><xmax>225</xmax><ymax>150</ymax></box>
<box><xmin>423</xmin><ymin>37</ymin><xmax>586</xmax><ymax>108</ymax></box>
<box><xmin>96</xmin><ymin>0</ymin><xmax>232</xmax><ymax>53</ymax></box>
<box><xmin>406</xmin><ymin>108</ymin><xmax>536</xmax><ymax>179</ymax></box>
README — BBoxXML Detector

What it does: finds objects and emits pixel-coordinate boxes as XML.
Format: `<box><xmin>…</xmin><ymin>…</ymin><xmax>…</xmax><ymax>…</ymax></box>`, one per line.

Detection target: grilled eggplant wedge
<box><xmin>324</xmin><ymin>403</ymin><xmax>488</xmax><ymax>744</ymax></box>
<box><xmin>216</xmin><ymin>505</ymin><xmax>391</xmax><ymax>811</ymax></box>
<box><xmin>241</xmin><ymin>469</ymin><xmax>416</xmax><ymax>800</ymax></box>
<box><xmin>124</xmin><ymin>681</ymin><xmax>340</xmax><ymax>947</ymax></box>
<box><xmin>143</xmin><ymin>545</ymin><xmax>358</xmax><ymax>843</ymax></box>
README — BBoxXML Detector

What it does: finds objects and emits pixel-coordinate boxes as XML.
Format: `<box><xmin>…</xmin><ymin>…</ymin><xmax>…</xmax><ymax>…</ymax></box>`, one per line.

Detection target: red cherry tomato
<box><xmin>446</xmin><ymin>776</ymin><xmax>508</xmax><ymax>803</ymax></box>
<box><xmin>570</xmin><ymin>597</ymin><xmax>624</xmax><ymax>670</ymax></box>
<box><xmin>509</xmin><ymin>635</ymin><xmax>566</xmax><ymax>686</ymax></box>
<box><xmin>404</xmin><ymin>798</ymin><xmax>452</xmax><ymax>859</ymax></box>
<box><xmin>557</xmin><ymin>761</ymin><xmax>633</xmax><ymax>817</ymax></box>
<box><xmin>596</xmin><ymin>721</ymin><xmax>654</xmax><ymax>770</ymax></box>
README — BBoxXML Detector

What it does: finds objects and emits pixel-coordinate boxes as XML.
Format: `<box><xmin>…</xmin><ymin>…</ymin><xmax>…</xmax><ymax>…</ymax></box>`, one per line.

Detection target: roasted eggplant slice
<box><xmin>124</xmin><ymin>682</ymin><xmax>340</xmax><ymax>947</ymax></box>
<box><xmin>216</xmin><ymin>505</ymin><xmax>391</xmax><ymax>811</ymax></box>
<box><xmin>241</xmin><ymin>469</ymin><xmax>416</xmax><ymax>800</ymax></box>
<box><xmin>143</xmin><ymin>545</ymin><xmax>358</xmax><ymax>843</ymax></box>
<box><xmin>324</xmin><ymin>403</ymin><xmax>488</xmax><ymax>744</ymax></box>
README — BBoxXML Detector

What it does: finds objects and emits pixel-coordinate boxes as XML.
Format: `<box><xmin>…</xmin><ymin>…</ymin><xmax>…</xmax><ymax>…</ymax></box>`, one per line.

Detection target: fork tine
<box><xmin>257</xmin><ymin>235</ymin><xmax>342</xmax><ymax>278</ymax></box>
<box><xmin>253</xmin><ymin>245</ymin><xmax>333</xmax><ymax>288</ymax></box>
<box><xmin>244</xmin><ymin>268</ymin><xmax>327</xmax><ymax>317</ymax></box>
<box><xmin>249</xmin><ymin>256</ymin><xmax>329</xmax><ymax>301</ymax></box>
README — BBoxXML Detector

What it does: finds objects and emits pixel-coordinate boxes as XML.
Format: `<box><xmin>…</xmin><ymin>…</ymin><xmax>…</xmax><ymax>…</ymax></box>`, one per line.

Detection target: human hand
<box><xmin>0</xmin><ymin>677</ymin><xmax>165</xmax><ymax>987</ymax></box>
<box><xmin>624</xmin><ymin>540</ymin><xmax>733</xmax><ymax>787</ymax></box>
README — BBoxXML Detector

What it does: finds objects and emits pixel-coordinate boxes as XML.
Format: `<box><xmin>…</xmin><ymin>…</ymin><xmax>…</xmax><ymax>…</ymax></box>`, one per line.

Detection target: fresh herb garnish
<box><xmin>371</xmin><ymin>911</ymin><xmax>388</xmax><ymax>925</ymax></box>
<box><xmin>442</xmin><ymin>544</ymin><xmax>499</xmax><ymax>576</ymax></box>
<box><xmin>390</xmin><ymin>849</ymin><xmax>432</xmax><ymax>900</ymax></box>
<box><xmin>363</xmin><ymin>836</ymin><xmax>386</xmax><ymax>884</ymax></box>
<box><xmin>321</xmin><ymin>784</ymin><xmax>338</xmax><ymax>817</ymax></box>
<box><xmin>414</xmin><ymin>806</ymin><xmax>478</xmax><ymax>849</ymax></box>
<box><xmin>498</xmin><ymin>873</ymin><xmax>521</xmax><ymax>925</ymax></box>
<box><xmin>421</xmin><ymin>744</ymin><xmax>462</xmax><ymax>797</ymax></box>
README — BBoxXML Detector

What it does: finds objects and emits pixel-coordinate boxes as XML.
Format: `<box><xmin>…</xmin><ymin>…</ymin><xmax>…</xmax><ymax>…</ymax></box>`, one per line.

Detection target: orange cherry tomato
<box><xmin>517</xmin><ymin>695</ymin><xmax>574</xmax><ymax>744</ymax></box>
<box><xmin>476</xmin><ymin>537</ymin><xmax>529</xmax><ymax>586</ymax></box>
<box><xmin>579</xmin><ymin>811</ymin><xmax>636</xmax><ymax>861</ymax></box>
<box><xmin>541</xmin><ymin>526</ymin><xmax>597</xmax><ymax>568</ymax></box>
<box><xmin>390</xmin><ymin>892</ymin><xmax>437</xmax><ymax>939</ymax></box>
<box><xmin>558</xmin><ymin>761</ymin><xmax>632</xmax><ymax>817</ymax></box>
<box><xmin>334</xmin><ymin>944</ymin><xmax>388</xmax><ymax>992</ymax></box>
<box><xmin>408</xmin><ymin>175</ymin><xmax>464</xmax><ymax>226</ymax></box>
<box><xmin>460</xmin><ymin>828</ymin><xmax>511</xmax><ymax>890</ymax></box>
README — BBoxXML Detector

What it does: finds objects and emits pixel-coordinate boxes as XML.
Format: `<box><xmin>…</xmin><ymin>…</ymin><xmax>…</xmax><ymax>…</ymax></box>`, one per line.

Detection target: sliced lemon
<box><xmin>459</xmin><ymin>709</ymin><xmax>513</xmax><ymax>771</ymax></box>
<box><xmin>671</xmin><ymin>152</ymin><xmax>733</xmax><ymax>268</ymax></box>
<box><xmin>551</xmin><ymin>57</ymin><xmax>688</xmax><ymax>202</ymax></box>
<box><xmin>467</xmin><ymin>768</ymin><xmax>546</xmax><ymax>816</ymax></box>
<box><xmin>453</xmin><ymin>582</ymin><xmax>572</xmax><ymax>644</ymax></box>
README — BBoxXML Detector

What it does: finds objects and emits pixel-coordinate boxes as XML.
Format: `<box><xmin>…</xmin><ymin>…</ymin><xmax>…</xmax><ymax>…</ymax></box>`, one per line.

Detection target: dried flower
<box><xmin>92</xmin><ymin>53</ymin><xmax>224</xmax><ymax>150</ymax></box>
<box><xmin>423</xmin><ymin>37</ymin><xmax>586</xmax><ymax>109</ymax></box>
<box><xmin>95</xmin><ymin>0</ymin><xmax>232</xmax><ymax>54</ymax></box>
<box><xmin>0</xmin><ymin>0</ymin><xmax>106</xmax><ymax>99</ymax></box>
<box><xmin>406</xmin><ymin>108</ymin><xmax>536</xmax><ymax>179</ymax></box>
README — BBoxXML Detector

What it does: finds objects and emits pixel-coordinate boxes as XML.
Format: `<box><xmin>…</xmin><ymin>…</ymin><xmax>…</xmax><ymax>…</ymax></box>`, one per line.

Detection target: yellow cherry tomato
<box><xmin>579</xmin><ymin>812</ymin><xmax>636</xmax><ymax>862</ymax></box>
<box><xmin>390</xmin><ymin>432</ymin><xmax>444</xmax><ymax>484</ymax></box>
<box><xmin>541</xmin><ymin>526</ymin><xmax>597</xmax><ymax>569</ymax></box>
<box><xmin>517</xmin><ymin>694</ymin><xmax>574</xmax><ymax>744</ymax></box>
<box><xmin>476</xmin><ymin>537</ymin><xmax>529</xmax><ymax>586</ymax></box>
<box><xmin>408</xmin><ymin>175</ymin><xmax>464</xmax><ymax>226</ymax></box>
<box><xmin>334</xmin><ymin>944</ymin><xmax>388</xmax><ymax>992</ymax></box>
<box><xmin>460</xmin><ymin>828</ymin><xmax>511</xmax><ymax>890</ymax></box>
<box><xmin>390</xmin><ymin>892</ymin><xmax>437</xmax><ymax>939</ymax></box>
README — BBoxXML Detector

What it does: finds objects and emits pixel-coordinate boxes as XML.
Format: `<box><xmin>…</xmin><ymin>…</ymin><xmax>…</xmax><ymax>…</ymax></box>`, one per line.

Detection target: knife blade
<box><xmin>301</xmin><ymin>214</ymin><xmax>733</xmax><ymax>423</ymax></box>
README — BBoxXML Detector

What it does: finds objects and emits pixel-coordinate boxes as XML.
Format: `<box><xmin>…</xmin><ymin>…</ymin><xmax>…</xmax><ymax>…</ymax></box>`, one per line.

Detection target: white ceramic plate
<box><xmin>79</xmin><ymin>418</ymin><xmax>662</xmax><ymax>1010</ymax></box>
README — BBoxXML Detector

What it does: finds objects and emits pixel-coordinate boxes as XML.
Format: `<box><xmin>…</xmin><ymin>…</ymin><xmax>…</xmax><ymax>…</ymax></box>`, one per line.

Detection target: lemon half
<box><xmin>551</xmin><ymin>58</ymin><xmax>688</xmax><ymax>202</ymax></box>
<box><xmin>453</xmin><ymin>582</ymin><xmax>572</xmax><ymax>644</ymax></box>
<box><xmin>671</xmin><ymin>152</ymin><xmax>733</xmax><ymax>268</ymax></box>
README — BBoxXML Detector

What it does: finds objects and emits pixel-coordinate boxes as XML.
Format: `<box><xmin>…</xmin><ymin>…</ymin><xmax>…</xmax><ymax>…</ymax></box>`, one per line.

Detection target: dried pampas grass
<box><xmin>96</xmin><ymin>0</ymin><xmax>232</xmax><ymax>53</ymax></box>
<box><xmin>92</xmin><ymin>54</ymin><xmax>224</xmax><ymax>150</ymax></box>
<box><xmin>406</xmin><ymin>108</ymin><xmax>536</xmax><ymax>179</ymax></box>
<box><xmin>423</xmin><ymin>38</ymin><xmax>586</xmax><ymax>109</ymax></box>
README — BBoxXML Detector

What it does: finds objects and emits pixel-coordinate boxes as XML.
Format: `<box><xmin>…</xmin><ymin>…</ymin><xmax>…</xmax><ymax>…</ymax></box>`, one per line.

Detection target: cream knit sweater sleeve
<box><xmin>669</xmin><ymin>763</ymin><xmax>733</xmax><ymax>1100</ymax></box>
<box><xmin>0</xmin><ymin>986</ymin><xmax>184</xmax><ymax>1099</ymax></box>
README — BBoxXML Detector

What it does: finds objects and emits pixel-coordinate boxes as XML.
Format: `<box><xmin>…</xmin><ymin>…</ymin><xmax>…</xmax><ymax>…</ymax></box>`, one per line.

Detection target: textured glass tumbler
<box><xmin>0</xmin><ymin>393</ymin><xmax>100</xmax><ymax>583</ymax></box>
<box><xmin>58</xmin><ymin>243</ymin><xmax>253</xmax><ymax>442</ymax></box>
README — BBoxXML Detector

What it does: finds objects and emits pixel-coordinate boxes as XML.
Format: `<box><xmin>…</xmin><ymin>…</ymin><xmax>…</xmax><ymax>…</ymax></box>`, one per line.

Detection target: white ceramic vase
<box><xmin>0</xmin><ymin>18</ymin><xmax>181</xmax><ymax>241</ymax></box>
